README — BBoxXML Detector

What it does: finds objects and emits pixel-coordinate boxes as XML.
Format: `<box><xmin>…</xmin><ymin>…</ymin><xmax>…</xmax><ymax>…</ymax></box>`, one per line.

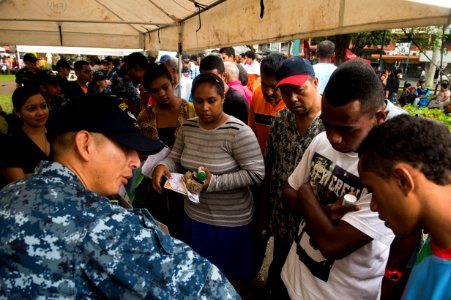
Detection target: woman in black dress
<box><xmin>2</xmin><ymin>86</ymin><xmax>49</xmax><ymax>183</ymax></box>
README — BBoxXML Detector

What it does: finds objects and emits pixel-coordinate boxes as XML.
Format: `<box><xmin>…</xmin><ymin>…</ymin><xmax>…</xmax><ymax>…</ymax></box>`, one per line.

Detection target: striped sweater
<box><xmin>160</xmin><ymin>116</ymin><xmax>265</xmax><ymax>227</ymax></box>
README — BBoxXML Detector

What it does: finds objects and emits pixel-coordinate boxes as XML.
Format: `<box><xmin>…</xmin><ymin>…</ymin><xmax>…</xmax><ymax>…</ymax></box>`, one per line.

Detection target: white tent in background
<box><xmin>0</xmin><ymin>0</ymin><xmax>449</xmax><ymax>52</ymax></box>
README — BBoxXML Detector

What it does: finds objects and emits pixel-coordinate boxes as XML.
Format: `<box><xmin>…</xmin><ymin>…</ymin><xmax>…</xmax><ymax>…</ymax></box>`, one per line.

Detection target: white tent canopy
<box><xmin>0</xmin><ymin>0</ymin><xmax>450</xmax><ymax>52</ymax></box>
<box><xmin>16</xmin><ymin>45</ymin><xmax>143</xmax><ymax>56</ymax></box>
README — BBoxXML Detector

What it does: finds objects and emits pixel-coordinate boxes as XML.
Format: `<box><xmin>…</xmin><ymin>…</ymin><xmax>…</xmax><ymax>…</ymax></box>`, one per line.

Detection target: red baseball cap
<box><xmin>275</xmin><ymin>57</ymin><xmax>315</xmax><ymax>90</ymax></box>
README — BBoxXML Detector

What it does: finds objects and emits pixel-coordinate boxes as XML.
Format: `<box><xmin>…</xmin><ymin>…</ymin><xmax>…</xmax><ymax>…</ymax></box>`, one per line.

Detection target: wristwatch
<box><xmin>384</xmin><ymin>268</ymin><xmax>403</xmax><ymax>282</ymax></box>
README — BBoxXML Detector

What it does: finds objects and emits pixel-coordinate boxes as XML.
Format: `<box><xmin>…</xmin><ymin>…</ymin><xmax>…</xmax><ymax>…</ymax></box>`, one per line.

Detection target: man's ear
<box><xmin>74</xmin><ymin>130</ymin><xmax>95</xmax><ymax>162</ymax></box>
<box><xmin>375</xmin><ymin>108</ymin><xmax>389</xmax><ymax>125</ymax></box>
<box><xmin>13</xmin><ymin>108</ymin><xmax>21</xmax><ymax>118</ymax></box>
<box><xmin>392</xmin><ymin>165</ymin><xmax>414</xmax><ymax>195</ymax></box>
<box><xmin>223</xmin><ymin>72</ymin><xmax>230</xmax><ymax>83</ymax></box>
<box><xmin>39</xmin><ymin>85</ymin><xmax>46</xmax><ymax>94</ymax></box>
<box><xmin>312</xmin><ymin>77</ymin><xmax>319</xmax><ymax>89</ymax></box>
<box><xmin>218</xmin><ymin>72</ymin><xmax>226</xmax><ymax>81</ymax></box>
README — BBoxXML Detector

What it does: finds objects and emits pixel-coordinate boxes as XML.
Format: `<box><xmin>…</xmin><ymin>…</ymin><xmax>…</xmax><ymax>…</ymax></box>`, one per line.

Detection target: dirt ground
<box><xmin>254</xmin><ymin>236</ymin><xmax>273</xmax><ymax>285</ymax></box>
<box><xmin>0</xmin><ymin>78</ymin><xmax>15</xmax><ymax>93</ymax></box>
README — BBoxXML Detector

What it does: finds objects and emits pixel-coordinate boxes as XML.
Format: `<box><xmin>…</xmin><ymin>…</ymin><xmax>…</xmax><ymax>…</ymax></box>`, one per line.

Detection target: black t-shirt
<box><xmin>157</xmin><ymin>127</ymin><xmax>177</xmax><ymax>148</ymax></box>
<box><xmin>5</xmin><ymin>130</ymin><xmax>49</xmax><ymax>174</ymax></box>
<box><xmin>224</xmin><ymin>87</ymin><xmax>249</xmax><ymax>124</ymax></box>
<box><xmin>386</xmin><ymin>75</ymin><xmax>400</xmax><ymax>96</ymax></box>
<box><xmin>15</xmin><ymin>67</ymin><xmax>36</xmax><ymax>86</ymax></box>
<box><xmin>63</xmin><ymin>81</ymin><xmax>87</xmax><ymax>101</ymax></box>
<box><xmin>58</xmin><ymin>77</ymin><xmax>70</xmax><ymax>94</ymax></box>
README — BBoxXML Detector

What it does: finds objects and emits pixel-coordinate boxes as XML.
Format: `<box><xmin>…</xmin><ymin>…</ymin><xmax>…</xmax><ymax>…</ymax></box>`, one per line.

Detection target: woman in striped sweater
<box><xmin>153</xmin><ymin>73</ymin><xmax>264</xmax><ymax>293</ymax></box>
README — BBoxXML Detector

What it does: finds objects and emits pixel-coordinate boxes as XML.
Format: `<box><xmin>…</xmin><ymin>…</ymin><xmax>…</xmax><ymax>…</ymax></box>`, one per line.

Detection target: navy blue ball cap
<box><xmin>157</xmin><ymin>54</ymin><xmax>171</xmax><ymax>64</ymax></box>
<box><xmin>92</xmin><ymin>71</ymin><xmax>107</xmax><ymax>82</ymax></box>
<box><xmin>54</xmin><ymin>58</ymin><xmax>73</xmax><ymax>70</ymax></box>
<box><xmin>23</xmin><ymin>53</ymin><xmax>38</xmax><ymax>62</ymax></box>
<box><xmin>275</xmin><ymin>57</ymin><xmax>315</xmax><ymax>89</ymax></box>
<box><xmin>47</xmin><ymin>95</ymin><xmax>164</xmax><ymax>154</ymax></box>
<box><xmin>33</xmin><ymin>70</ymin><xmax>60</xmax><ymax>86</ymax></box>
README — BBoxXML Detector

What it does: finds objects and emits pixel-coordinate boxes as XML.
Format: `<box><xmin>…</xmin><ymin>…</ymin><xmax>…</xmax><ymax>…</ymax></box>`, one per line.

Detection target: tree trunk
<box><xmin>334</xmin><ymin>34</ymin><xmax>351</xmax><ymax>66</ymax></box>
<box><xmin>425</xmin><ymin>48</ymin><xmax>440</xmax><ymax>87</ymax></box>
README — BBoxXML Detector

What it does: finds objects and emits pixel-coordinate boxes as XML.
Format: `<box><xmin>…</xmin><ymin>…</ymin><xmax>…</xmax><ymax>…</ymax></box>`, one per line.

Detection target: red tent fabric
<box><xmin>345</xmin><ymin>50</ymin><xmax>371</xmax><ymax>64</ymax></box>
<box><xmin>345</xmin><ymin>50</ymin><xmax>358</xmax><ymax>60</ymax></box>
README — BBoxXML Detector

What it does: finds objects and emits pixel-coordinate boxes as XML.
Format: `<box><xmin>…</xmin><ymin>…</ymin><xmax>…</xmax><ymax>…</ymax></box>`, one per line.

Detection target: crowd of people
<box><xmin>0</xmin><ymin>42</ymin><xmax>449</xmax><ymax>299</ymax></box>
<box><xmin>379</xmin><ymin>65</ymin><xmax>450</xmax><ymax>111</ymax></box>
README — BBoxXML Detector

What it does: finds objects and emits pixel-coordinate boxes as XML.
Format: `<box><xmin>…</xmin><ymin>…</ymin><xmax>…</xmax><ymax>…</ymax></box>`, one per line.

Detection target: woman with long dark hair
<box><xmin>136</xmin><ymin>64</ymin><xmax>196</xmax><ymax>238</ymax></box>
<box><xmin>152</xmin><ymin>73</ymin><xmax>264</xmax><ymax>295</ymax></box>
<box><xmin>2</xmin><ymin>86</ymin><xmax>49</xmax><ymax>183</ymax></box>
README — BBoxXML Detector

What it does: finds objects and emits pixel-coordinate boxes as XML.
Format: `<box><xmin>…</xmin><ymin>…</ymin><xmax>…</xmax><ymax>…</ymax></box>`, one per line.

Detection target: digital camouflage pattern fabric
<box><xmin>0</xmin><ymin>161</ymin><xmax>239</xmax><ymax>299</ymax></box>
<box><xmin>110</xmin><ymin>72</ymin><xmax>141</xmax><ymax>116</ymax></box>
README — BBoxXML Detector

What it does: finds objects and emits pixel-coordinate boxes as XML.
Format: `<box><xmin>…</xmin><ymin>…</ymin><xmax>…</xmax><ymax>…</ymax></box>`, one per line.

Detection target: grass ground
<box><xmin>0</xmin><ymin>74</ymin><xmax>15</xmax><ymax>81</ymax></box>
<box><xmin>0</xmin><ymin>74</ymin><xmax>15</xmax><ymax>114</ymax></box>
<box><xmin>0</xmin><ymin>95</ymin><xmax>13</xmax><ymax>114</ymax></box>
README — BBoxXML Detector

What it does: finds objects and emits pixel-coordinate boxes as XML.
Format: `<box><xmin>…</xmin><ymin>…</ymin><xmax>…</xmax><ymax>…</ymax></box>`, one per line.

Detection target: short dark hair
<box><xmin>23</xmin><ymin>53</ymin><xmax>37</xmax><ymax>63</ymax></box>
<box><xmin>260</xmin><ymin>53</ymin><xmax>286</xmax><ymax>77</ymax></box>
<box><xmin>199</xmin><ymin>55</ymin><xmax>225</xmax><ymax>74</ymax></box>
<box><xmin>317</xmin><ymin>40</ymin><xmax>335</xmax><ymax>59</ymax></box>
<box><xmin>244</xmin><ymin>51</ymin><xmax>256</xmax><ymax>60</ymax></box>
<box><xmin>219</xmin><ymin>47</ymin><xmax>235</xmax><ymax>57</ymax></box>
<box><xmin>323</xmin><ymin>59</ymin><xmax>384</xmax><ymax>116</ymax></box>
<box><xmin>359</xmin><ymin>114</ymin><xmax>451</xmax><ymax>185</ymax></box>
<box><xmin>111</xmin><ymin>57</ymin><xmax>120</xmax><ymax>67</ymax></box>
<box><xmin>125</xmin><ymin>52</ymin><xmax>148</xmax><ymax>69</ymax></box>
<box><xmin>191</xmin><ymin>73</ymin><xmax>225</xmax><ymax>98</ymax></box>
<box><xmin>74</xmin><ymin>60</ymin><xmax>90</xmax><ymax>72</ymax></box>
<box><xmin>33</xmin><ymin>69</ymin><xmax>60</xmax><ymax>87</ymax></box>
<box><xmin>144</xmin><ymin>64</ymin><xmax>173</xmax><ymax>90</ymax></box>
<box><xmin>12</xmin><ymin>86</ymin><xmax>41</xmax><ymax>111</ymax></box>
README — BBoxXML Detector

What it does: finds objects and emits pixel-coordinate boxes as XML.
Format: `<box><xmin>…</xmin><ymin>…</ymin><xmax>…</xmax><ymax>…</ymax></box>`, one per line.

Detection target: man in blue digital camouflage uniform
<box><xmin>110</xmin><ymin>52</ymin><xmax>147</xmax><ymax>117</ymax></box>
<box><xmin>0</xmin><ymin>94</ymin><xmax>239</xmax><ymax>299</ymax></box>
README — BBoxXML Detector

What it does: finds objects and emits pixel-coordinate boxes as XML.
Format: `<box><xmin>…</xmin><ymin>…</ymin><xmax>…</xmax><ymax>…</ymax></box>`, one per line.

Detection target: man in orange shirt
<box><xmin>64</xmin><ymin>60</ymin><xmax>92</xmax><ymax>100</ymax></box>
<box><xmin>248</xmin><ymin>53</ymin><xmax>286</xmax><ymax>153</ymax></box>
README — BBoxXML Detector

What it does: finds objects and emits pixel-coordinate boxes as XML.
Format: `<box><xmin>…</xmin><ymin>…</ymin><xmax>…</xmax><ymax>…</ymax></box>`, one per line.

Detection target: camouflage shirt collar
<box><xmin>35</xmin><ymin>160</ymin><xmax>86</xmax><ymax>190</ymax></box>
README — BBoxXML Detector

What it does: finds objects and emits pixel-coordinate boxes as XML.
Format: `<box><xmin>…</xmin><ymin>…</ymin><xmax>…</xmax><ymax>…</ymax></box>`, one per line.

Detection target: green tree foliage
<box><xmin>402</xmin><ymin>26</ymin><xmax>450</xmax><ymax>86</ymax></box>
<box><xmin>350</xmin><ymin>30</ymin><xmax>396</xmax><ymax>55</ymax></box>
<box><xmin>403</xmin><ymin>26</ymin><xmax>449</xmax><ymax>52</ymax></box>
<box><xmin>318</xmin><ymin>30</ymin><xmax>397</xmax><ymax>65</ymax></box>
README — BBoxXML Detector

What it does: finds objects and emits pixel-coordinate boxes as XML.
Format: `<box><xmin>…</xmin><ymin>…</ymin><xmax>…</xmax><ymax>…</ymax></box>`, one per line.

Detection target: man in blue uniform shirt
<box><xmin>0</xmin><ymin>95</ymin><xmax>239</xmax><ymax>299</ymax></box>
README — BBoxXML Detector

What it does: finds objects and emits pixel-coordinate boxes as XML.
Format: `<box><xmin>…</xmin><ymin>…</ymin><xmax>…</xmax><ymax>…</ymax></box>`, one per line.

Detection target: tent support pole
<box><xmin>58</xmin><ymin>24</ymin><xmax>63</xmax><ymax>46</ymax></box>
<box><xmin>177</xmin><ymin>23</ymin><xmax>183</xmax><ymax>98</ymax></box>
<box><xmin>378</xmin><ymin>30</ymin><xmax>387</xmax><ymax>71</ymax></box>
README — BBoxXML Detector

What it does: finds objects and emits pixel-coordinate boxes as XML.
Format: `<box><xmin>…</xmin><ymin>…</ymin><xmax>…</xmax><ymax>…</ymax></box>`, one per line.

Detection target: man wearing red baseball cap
<box><xmin>262</xmin><ymin>56</ymin><xmax>324</xmax><ymax>299</ymax></box>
